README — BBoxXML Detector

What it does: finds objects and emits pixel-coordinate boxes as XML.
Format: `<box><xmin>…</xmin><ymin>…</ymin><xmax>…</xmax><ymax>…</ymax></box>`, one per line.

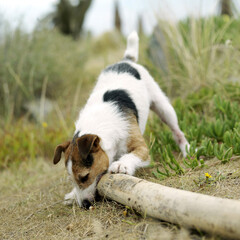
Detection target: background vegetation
<box><xmin>0</xmin><ymin>29</ymin><xmax>125</xmax><ymax>168</ymax></box>
<box><xmin>145</xmin><ymin>16</ymin><xmax>240</xmax><ymax>179</ymax></box>
<box><xmin>1</xmin><ymin>15</ymin><xmax>239</xmax><ymax>172</ymax></box>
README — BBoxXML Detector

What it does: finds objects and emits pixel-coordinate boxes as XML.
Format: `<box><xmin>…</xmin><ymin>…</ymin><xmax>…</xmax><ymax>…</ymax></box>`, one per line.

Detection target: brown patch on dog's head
<box><xmin>53</xmin><ymin>134</ymin><xmax>109</xmax><ymax>189</ymax></box>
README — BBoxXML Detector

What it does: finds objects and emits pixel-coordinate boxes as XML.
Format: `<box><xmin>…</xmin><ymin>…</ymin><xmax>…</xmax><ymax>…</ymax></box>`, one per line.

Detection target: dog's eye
<box><xmin>79</xmin><ymin>173</ymin><xmax>89</xmax><ymax>183</ymax></box>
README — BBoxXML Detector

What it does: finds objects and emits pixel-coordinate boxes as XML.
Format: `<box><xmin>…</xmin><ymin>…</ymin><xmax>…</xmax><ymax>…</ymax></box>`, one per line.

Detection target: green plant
<box><xmin>223</xmin><ymin>123</ymin><xmax>240</xmax><ymax>155</ymax></box>
<box><xmin>0</xmin><ymin>119</ymin><xmax>73</xmax><ymax>169</ymax></box>
<box><xmin>147</xmin><ymin>16</ymin><xmax>240</xmax><ymax>180</ymax></box>
<box><xmin>148</xmin><ymin>89</ymin><xmax>240</xmax><ymax>179</ymax></box>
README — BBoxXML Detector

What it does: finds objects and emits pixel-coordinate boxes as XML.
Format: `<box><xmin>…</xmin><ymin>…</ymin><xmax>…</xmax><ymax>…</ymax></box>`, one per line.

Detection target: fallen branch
<box><xmin>97</xmin><ymin>173</ymin><xmax>240</xmax><ymax>239</ymax></box>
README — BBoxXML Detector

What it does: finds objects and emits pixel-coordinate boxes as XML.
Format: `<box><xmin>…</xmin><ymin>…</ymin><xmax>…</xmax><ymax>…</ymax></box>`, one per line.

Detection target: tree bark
<box><xmin>72</xmin><ymin>0</ymin><xmax>93</xmax><ymax>39</ymax></box>
<box><xmin>221</xmin><ymin>0</ymin><xmax>232</xmax><ymax>16</ymax></box>
<box><xmin>97</xmin><ymin>173</ymin><xmax>240</xmax><ymax>239</ymax></box>
<box><xmin>54</xmin><ymin>0</ymin><xmax>93</xmax><ymax>39</ymax></box>
<box><xmin>114</xmin><ymin>1</ymin><xmax>121</xmax><ymax>33</ymax></box>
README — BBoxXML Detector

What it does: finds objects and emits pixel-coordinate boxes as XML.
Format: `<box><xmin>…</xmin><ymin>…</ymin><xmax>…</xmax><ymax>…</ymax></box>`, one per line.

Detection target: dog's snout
<box><xmin>82</xmin><ymin>199</ymin><xmax>92</xmax><ymax>209</ymax></box>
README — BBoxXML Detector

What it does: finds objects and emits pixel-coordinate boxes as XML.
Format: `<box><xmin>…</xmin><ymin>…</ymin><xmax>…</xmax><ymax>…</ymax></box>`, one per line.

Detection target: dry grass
<box><xmin>1</xmin><ymin>157</ymin><xmax>239</xmax><ymax>239</ymax></box>
<box><xmin>158</xmin><ymin>158</ymin><xmax>240</xmax><ymax>199</ymax></box>
<box><xmin>137</xmin><ymin>157</ymin><xmax>240</xmax><ymax>200</ymax></box>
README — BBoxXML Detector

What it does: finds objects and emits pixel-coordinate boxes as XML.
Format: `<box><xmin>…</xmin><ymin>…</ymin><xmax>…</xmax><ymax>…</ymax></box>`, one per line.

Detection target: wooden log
<box><xmin>97</xmin><ymin>173</ymin><xmax>240</xmax><ymax>239</ymax></box>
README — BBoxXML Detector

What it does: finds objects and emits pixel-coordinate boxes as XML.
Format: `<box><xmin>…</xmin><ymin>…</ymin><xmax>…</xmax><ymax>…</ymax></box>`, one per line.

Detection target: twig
<box><xmin>143</xmin><ymin>223</ymin><xmax>148</xmax><ymax>234</ymax></box>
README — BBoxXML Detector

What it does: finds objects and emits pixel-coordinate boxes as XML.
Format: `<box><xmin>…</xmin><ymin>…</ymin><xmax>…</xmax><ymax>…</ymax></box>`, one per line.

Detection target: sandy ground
<box><xmin>0</xmin><ymin>157</ymin><xmax>239</xmax><ymax>240</ymax></box>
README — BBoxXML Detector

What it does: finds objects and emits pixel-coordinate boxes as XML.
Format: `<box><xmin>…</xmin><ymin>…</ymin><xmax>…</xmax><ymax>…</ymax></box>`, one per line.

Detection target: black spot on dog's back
<box><xmin>103</xmin><ymin>89</ymin><xmax>139</xmax><ymax>122</ymax></box>
<box><xmin>104</xmin><ymin>62</ymin><xmax>141</xmax><ymax>80</ymax></box>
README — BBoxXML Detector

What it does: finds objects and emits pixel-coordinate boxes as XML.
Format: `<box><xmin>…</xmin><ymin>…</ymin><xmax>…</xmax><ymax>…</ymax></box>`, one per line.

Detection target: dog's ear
<box><xmin>53</xmin><ymin>141</ymin><xmax>70</xmax><ymax>165</ymax></box>
<box><xmin>77</xmin><ymin>134</ymin><xmax>100</xmax><ymax>160</ymax></box>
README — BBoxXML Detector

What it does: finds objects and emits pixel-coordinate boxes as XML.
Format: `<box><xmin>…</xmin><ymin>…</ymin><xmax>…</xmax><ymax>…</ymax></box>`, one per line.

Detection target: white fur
<box><xmin>124</xmin><ymin>31</ymin><xmax>139</xmax><ymax>62</ymax></box>
<box><xmin>67</xmin><ymin>158</ymin><xmax>73</xmax><ymax>176</ymax></box>
<box><xmin>64</xmin><ymin>188</ymin><xmax>76</xmax><ymax>205</ymax></box>
<box><xmin>109</xmin><ymin>153</ymin><xmax>149</xmax><ymax>176</ymax></box>
<box><xmin>65</xmin><ymin>160</ymin><xmax>97</xmax><ymax>206</ymax></box>
<box><xmin>134</xmin><ymin>63</ymin><xmax>190</xmax><ymax>157</ymax></box>
<box><xmin>65</xmin><ymin>31</ymin><xmax>189</xmax><ymax>206</ymax></box>
<box><xmin>75</xmin><ymin>70</ymin><xmax>150</xmax><ymax>164</ymax></box>
<box><xmin>64</xmin><ymin>182</ymin><xmax>97</xmax><ymax>207</ymax></box>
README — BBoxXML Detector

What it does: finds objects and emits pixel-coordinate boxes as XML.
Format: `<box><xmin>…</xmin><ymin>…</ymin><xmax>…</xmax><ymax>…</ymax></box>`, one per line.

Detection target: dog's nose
<box><xmin>82</xmin><ymin>199</ymin><xmax>92</xmax><ymax>209</ymax></box>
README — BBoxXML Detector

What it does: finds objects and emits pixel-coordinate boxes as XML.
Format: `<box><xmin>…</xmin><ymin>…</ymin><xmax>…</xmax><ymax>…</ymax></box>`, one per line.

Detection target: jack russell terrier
<box><xmin>53</xmin><ymin>31</ymin><xmax>189</xmax><ymax>208</ymax></box>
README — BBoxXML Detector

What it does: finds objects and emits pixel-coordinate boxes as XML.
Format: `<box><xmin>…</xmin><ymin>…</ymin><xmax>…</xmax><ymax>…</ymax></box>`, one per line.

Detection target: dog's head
<box><xmin>53</xmin><ymin>134</ymin><xmax>109</xmax><ymax>207</ymax></box>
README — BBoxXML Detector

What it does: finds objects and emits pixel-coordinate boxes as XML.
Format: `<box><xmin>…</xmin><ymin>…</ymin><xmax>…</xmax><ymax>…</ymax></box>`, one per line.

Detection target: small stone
<box><xmin>123</xmin><ymin>210</ymin><xmax>128</xmax><ymax>217</ymax></box>
<box><xmin>66</xmin><ymin>223</ymin><xmax>74</xmax><ymax>231</ymax></box>
<box><xmin>89</xmin><ymin>206</ymin><xmax>95</xmax><ymax>211</ymax></box>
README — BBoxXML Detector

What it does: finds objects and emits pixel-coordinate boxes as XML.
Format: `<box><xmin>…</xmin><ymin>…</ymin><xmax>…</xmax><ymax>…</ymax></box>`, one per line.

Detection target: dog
<box><xmin>53</xmin><ymin>31</ymin><xmax>189</xmax><ymax>208</ymax></box>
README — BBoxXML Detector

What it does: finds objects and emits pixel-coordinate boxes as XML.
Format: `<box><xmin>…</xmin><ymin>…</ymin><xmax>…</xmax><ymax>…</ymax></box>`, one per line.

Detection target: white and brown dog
<box><xmin>53</xmin><ymin>32</ymin><xmax>189</xmax><ymax>208</ymax></box>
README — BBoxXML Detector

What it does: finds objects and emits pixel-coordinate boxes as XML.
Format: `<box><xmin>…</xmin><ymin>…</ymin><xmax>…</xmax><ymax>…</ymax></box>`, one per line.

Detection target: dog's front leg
<box><xmin>109</xmin><ymin>117</ymin><xmax>150</xmax><ymax>175</ymax></box>
<box><xmin>64</xmin><ymin>188</ymin><xmax>76</xmax><ymax>205</ymax></box>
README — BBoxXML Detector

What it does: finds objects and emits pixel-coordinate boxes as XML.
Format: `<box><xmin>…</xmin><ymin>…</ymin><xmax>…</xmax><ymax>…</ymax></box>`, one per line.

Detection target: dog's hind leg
<box><xmin>146</xmin><ymin>76</ymin><xmax>189</xmax><ymax>157</ymax></box>
<box><xmin>109</xmin><ymin>116</ymin><xmax>150</xmax><ymax>175</ymax></box>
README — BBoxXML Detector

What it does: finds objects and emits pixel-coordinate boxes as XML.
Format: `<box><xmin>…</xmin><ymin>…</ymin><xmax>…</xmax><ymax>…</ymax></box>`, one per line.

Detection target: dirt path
<box><xmin>0</xmin><ymin>158</ymin><xmax>239</xmax><ymax>240</ymax></box>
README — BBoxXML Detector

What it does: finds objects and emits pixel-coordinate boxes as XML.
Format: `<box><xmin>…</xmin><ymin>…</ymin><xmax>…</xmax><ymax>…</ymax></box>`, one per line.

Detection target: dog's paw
<box><xmin>109</xmin><ymin>160</ymin><xmax>135</xmax><ymax>175</ymax></box>
<box><xmin>64</xmin><ymin>189</ymin><xmax>76</xmax><ymax>206</ymax></box>
<box><xmin>181</xmin><ymin>143</ymin><xmax>199</xmax><ymax>158</ymax></box>
<box><xmin>181</xmin><ymin>143</ymin><xmax>190</xmax><ymax>158</ymax></box>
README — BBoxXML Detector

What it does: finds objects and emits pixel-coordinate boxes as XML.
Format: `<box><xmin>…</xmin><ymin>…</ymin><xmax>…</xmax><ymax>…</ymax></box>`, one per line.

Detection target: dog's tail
<box><xmin>123</xmin><ymin>31</ymin><xmax>139</xmax><ymax>62</ymax></box>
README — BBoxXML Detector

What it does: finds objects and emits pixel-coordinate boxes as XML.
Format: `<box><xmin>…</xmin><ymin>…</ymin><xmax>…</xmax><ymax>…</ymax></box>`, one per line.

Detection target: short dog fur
<box><xmin>53</xmin><ymin>31</ymin><xmax>189</xmax><ymax>207</ymax></box>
